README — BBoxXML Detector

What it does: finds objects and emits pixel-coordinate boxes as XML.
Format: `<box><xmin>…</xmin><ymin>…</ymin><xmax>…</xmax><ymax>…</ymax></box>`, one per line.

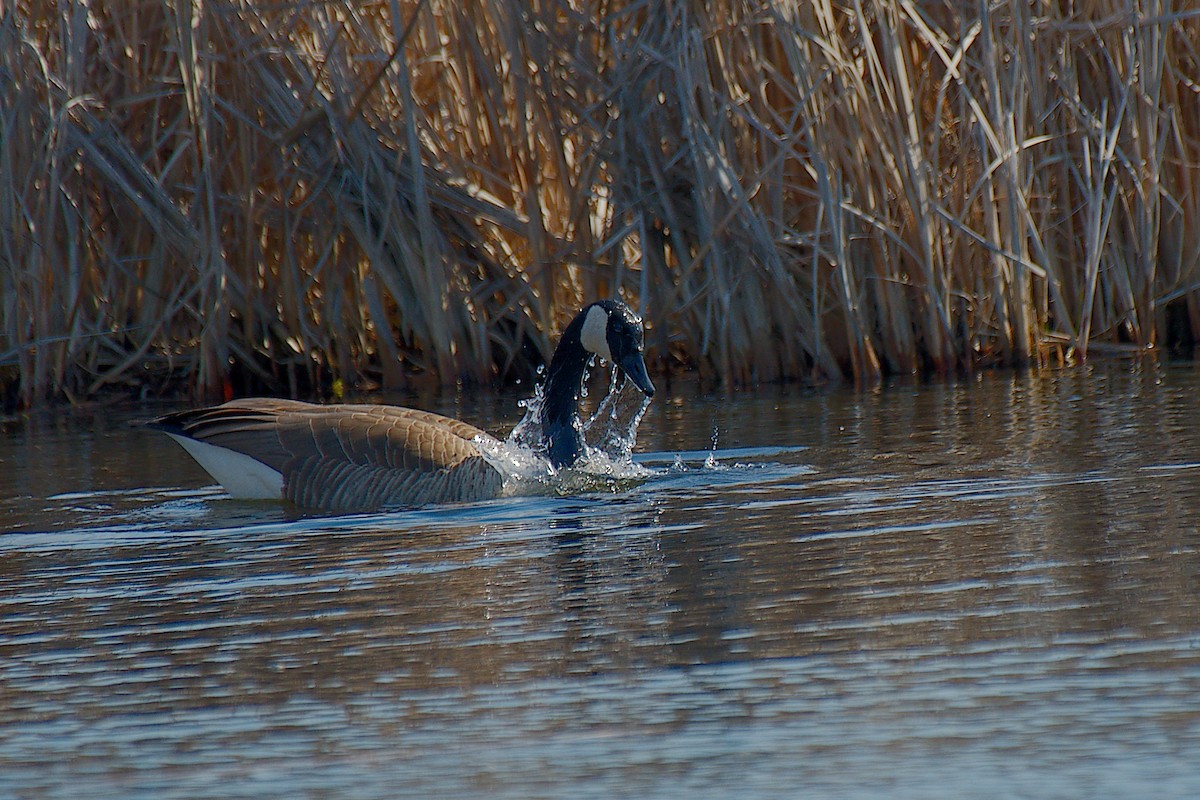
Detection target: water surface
<box><xmin>3</xmin><ymin>362</ymin><xmax>1200</xmax><ymax>798</ymax></box>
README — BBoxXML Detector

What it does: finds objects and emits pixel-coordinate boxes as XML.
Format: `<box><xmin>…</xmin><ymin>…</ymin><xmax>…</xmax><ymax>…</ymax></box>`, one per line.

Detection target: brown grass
<box><xmin>2</xmin><ymin>1</ymin><xmax>1199</xmax><ymax>405</ymax></box>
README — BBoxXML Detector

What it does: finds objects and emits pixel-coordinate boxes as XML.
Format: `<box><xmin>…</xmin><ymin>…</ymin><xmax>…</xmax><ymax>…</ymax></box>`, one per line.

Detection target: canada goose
<box><xmin>150</xmin><ymin>300</ymin><xmax>655</xmax><ymax>511</ymax></box>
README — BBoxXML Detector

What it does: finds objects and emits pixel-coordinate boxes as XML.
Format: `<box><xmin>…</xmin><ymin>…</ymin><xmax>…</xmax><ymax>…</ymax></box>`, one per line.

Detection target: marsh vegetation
<box><xmin>2</xmin><ymin>0</ymin><xmax>1198</xmax><ymax>404</ymax></box>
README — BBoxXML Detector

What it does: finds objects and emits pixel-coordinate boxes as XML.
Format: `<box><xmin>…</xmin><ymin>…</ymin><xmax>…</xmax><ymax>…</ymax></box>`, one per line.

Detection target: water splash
<box><xmin>704</xmin><ymin>426</ymin><xmax>720</xmax><ymax>470</ymax></box>
<box><xmin>475</xmin><ymin>363</ymin><xmax>653</xmax><ymax>497</ymax></box>
<box><xmin>505</xmin><ymin>379</ymin><xmax>548</xmax><ymax>454</ymax></box>
<box><xmin>582</xmin><ymin>367</ymin><xmax>653</xmax><ymax>461</ymax></box>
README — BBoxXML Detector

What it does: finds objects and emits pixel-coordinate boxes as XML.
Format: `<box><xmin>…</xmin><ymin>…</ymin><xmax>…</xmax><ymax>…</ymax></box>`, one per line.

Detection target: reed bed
<box><xmin>2</xmin><ymin>0</ymin><xmax>1199</xmax><ymax>405</ymax></box>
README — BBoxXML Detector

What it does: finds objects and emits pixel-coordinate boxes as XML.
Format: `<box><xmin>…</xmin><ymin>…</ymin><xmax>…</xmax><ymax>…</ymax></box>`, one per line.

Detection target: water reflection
<box><xmin>3</xmin><ymin>362</ymin><xmax>1200</xmax><ymax>797</ymax></box>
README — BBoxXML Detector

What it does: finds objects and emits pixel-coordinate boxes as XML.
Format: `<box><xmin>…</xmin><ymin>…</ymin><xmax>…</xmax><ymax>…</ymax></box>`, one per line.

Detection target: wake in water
<box><xmin>476</xmin><ymin>360</ymin><xmax>653</xmax><ymax>497</ymax></box>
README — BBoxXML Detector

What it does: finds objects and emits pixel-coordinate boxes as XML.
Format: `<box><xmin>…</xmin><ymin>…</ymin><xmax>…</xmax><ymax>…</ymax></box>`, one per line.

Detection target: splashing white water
<box><xmin>475</xmin><ymin>363</ymin><xmax>652</xmax><ymax>496</ymax></box>
<box><xmin>582</xmin><ymin>367</ymin><xmax>653</xmax><ymax>460</ymax></box>
<box><xmin>704</xmin><ymin>426</ymin><xmax>720</xmax><ymax>469</ymax></box>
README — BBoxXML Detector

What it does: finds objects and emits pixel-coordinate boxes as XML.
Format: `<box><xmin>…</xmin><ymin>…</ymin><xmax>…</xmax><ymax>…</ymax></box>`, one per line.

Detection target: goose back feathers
<box><xmin>153</xmin><ymin>398</ymin><xmax>503</xmax><ymax>510</ymax></box>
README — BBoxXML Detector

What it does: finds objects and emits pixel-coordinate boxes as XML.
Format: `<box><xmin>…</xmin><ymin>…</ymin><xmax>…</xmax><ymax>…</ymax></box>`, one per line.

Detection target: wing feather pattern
<box><xmin>150</xmin><ymin>399</ymin><xmax>504</xmax><ymax>511</ymax></box>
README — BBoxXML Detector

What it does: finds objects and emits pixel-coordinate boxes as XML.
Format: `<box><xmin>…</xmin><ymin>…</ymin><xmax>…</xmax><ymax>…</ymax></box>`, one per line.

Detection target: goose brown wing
<box><xmin>150</xmin><ymin>399</ymin><xmax>503</xmax><ymax>510</ymax></box>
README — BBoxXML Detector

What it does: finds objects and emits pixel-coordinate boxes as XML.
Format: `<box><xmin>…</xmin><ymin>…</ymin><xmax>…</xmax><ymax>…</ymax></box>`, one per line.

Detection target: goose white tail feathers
<box><xmin>150</xmin><ymin>301</ymin><xmax>655</xmax><ymax>511</ymax></box>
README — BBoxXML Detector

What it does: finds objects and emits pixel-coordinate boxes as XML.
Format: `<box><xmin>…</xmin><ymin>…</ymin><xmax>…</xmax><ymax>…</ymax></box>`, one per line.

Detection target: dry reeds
<box><xmin>2</xmin><ymin>1</ymin><xmax>1199</xmax><ymax>405</ymax></box>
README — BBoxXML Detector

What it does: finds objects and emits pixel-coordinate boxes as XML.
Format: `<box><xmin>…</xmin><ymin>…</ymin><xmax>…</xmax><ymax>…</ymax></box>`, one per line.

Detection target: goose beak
<box><xmin>618</xmin><ymin>351</ymin><xmax>656</xmax><ymax>398</ymax></box>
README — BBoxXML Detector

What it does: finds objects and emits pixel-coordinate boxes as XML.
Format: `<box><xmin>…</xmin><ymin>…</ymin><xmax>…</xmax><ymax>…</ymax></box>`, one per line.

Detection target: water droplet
<box><xmin>705</xmin><ymin>427</ymin><xmax>720</xmax><ymax>469</ymax></box>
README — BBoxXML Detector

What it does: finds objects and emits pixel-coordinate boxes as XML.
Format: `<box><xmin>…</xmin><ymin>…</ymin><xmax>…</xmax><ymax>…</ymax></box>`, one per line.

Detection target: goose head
<box><xmin>541</xmin><ymin>300</ymin><xmax>655</xmax><ymax>468</ymax></box>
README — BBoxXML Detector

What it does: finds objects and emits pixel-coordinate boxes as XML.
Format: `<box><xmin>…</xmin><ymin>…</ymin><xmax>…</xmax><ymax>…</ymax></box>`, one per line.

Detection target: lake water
<box><xmin>3</xmin><ymin>362</ymin><xmax>1200</xmax><ymax>798</ymax></box>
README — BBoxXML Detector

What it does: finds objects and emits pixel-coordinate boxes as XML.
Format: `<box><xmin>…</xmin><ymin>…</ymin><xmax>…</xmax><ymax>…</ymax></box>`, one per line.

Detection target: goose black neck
<box><xmin>540</xmin><ymin>325</ymin><xmax>592</xmax><ymax>468</ymax></box>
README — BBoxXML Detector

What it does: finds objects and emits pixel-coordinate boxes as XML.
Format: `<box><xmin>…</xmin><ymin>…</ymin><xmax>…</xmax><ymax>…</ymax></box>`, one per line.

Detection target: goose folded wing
<box><xmin>155</xmin><ymin>401</ymin><xmax>502</xmax><ymax>510</ymax></box>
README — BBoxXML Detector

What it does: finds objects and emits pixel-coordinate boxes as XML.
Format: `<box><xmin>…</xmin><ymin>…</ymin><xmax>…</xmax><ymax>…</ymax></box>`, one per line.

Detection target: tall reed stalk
<box><xmin>2</xmin><ymin>1</ymin><xmax>1198</xmax><ymax>405</ymax></box>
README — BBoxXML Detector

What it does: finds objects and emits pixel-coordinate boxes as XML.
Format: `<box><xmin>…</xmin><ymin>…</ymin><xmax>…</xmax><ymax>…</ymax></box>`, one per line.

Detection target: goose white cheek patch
<box><xmin>580</xmin><ymin>305</ymin><xmax>612</xmax><ymax>362</ymax></box>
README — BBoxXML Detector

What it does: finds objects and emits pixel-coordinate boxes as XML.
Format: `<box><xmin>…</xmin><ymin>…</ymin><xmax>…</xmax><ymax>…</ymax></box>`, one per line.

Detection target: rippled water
<box><xmin>4</xmin><ymin>362</ymin><xmax>1200</xmax><ymax>798</ymax></box>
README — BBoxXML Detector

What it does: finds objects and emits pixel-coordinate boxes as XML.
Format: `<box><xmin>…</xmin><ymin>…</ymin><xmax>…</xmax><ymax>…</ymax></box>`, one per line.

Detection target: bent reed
<box><xmin>2</xmin><ymin>1</ymin><xmax>1199</xmax><ymax>405</ymax></box>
